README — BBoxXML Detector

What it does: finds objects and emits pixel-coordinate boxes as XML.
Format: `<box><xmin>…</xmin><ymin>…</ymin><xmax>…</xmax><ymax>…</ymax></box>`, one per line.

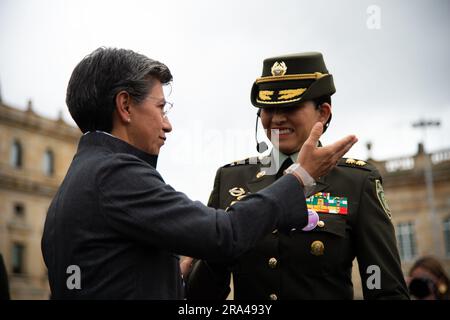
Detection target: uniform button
<box><xmin>317</xmin><ymin>220</ymin><xmax>325</xmax><ymax>228</ymax></box>
<box><xmin>269</xmin><ymin>293</ymin><xmax>278</xmax><ymax>300</ymax></box>
<box><xmin>268</xmin><ymin>257</ymin><xmax>278</xmax><ymax>269</ymax></box>
<box><xmin>310</xmin><ymin>240</ymin><xmax>325</xmax><ymax>256</ymax></box>
<box><xmin>272</xmin><ymin>229</ymin><xmax>278</xmax><ymax>234</ymax></box>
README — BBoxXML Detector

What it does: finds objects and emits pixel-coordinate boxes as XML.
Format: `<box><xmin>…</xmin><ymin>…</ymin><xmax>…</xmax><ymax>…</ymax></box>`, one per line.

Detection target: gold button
<box><xmin>272</xmin><ymin>229</ymin><xmax>278</xmax><ymax>234</ymax></box>
<box><xmin>317</xmin><ymin>220</ymin><xmax>325</xmax><ymax>228</ymax></box>
<box><xmin>269</xmin><ymin>293</ymin><xmax>278</xmax><ymax>300</ymax></box>
<box><xmin>310</xmin><ymin>240</ymin><xmax>325</xmax><ymax>256</ymax></box>
<box><xmin>268</xmin><ymin>257</ymin><xmax>278</xmax><ymax>269</ymax></box>
<box><xmin>256</xmin><ymin>171</ymin><xmax>266</xmax><ymax>179</ymax></box>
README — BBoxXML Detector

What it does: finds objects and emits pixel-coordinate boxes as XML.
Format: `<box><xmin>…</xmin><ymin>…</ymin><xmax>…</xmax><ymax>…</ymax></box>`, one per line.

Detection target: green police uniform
<box><xmin>187</xmin><ymin>155</ymin><xmax>409</xmax><ymax>299</ymax></box>
<box><xmin>186</xmin><ymin>52</ymin><xmax>409</xmax><ymax>300</ymax></box>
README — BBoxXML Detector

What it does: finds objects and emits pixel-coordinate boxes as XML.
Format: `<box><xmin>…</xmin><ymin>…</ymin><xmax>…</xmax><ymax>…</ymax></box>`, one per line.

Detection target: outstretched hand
<box><xmin>297</xmin><ymin>122</ymin><xmax>358</xmax><ymax>180</ymax></box>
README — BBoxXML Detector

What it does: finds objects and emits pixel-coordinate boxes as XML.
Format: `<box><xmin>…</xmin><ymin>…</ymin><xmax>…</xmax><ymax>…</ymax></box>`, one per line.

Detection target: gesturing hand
<box><xmin>297</xmin><ymin>122</ymin><xmax>358</xmax><ymax>180</ymax></box>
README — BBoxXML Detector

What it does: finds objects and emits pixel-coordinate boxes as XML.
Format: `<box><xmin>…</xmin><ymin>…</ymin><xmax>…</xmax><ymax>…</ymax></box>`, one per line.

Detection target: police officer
<box><xmin>186</xmin><ymin>52</ymin><xmax>409</xmax><ymax>300</ymax></box>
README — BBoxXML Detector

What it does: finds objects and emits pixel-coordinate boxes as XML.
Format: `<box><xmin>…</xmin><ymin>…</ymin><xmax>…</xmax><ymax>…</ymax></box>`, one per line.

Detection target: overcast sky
<box><xmin>1</xmin><ymin>0</ymin><xmax>449</xmax><ymax>201</ymax></box>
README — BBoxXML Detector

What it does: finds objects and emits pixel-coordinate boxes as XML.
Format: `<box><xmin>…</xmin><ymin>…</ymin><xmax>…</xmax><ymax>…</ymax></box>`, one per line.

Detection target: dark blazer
<box><xmin>0</xmin><ymin>253</ymin><xmax>10</xmax><ymax>300</ymax></box>
<box><xmin>187</xmin><ymin>154</ymin><xmax>409</xmax><ymax>300</ymax></box>
<box><xmin>41</xmin><ymin>132</ymin><xmax>307</xmax><ymax>299</ymax></box>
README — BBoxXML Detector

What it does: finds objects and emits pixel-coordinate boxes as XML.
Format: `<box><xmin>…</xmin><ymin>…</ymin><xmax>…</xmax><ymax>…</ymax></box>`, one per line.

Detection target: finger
<box><xmin>333</xmin><ymin>140</ymin><xmax>357</xmax><ymax>160</ymax></box>
<box><xmin>328</xmin><ymin>135</ymin><xmax>357</xmax><ymax>154</ymax></box>
<box><xmin>305</xmin><ymin>122</ymin><xmax>323</xmax><ymax>145</ymax></box>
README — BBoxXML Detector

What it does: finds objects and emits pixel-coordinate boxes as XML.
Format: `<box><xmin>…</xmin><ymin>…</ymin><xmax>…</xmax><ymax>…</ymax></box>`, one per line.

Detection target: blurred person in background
<box><xmin>408</xmin><ymin>256</ymin><xmax>450</xmax><ymax>300</ymax></box>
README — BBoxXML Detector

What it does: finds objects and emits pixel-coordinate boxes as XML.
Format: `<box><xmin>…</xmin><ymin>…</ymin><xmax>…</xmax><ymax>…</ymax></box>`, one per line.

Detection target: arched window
<box><xmin>43</xmin><ymin>149</ymin><xmax>54</xmax><ymax>176</ymax></box>
<box><xmin>10</xmin><ymin>139</ymin><xmax>22</xmax><ymax>168</ymax></box>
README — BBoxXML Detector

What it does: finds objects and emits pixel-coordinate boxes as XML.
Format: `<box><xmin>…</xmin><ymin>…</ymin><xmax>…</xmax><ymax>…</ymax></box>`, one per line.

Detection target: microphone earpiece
<box><xmin>257</xmin><ymin>141</ymin><xmax>268</xmax><ymax>153</ymax></box>
<box><xmin>255</xmin><ymin>109</ymin><xmax>268</xmax><ymax>153</ymax></box>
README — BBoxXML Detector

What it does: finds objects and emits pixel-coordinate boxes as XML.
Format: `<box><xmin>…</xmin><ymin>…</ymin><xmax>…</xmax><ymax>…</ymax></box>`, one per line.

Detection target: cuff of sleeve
<box><xmin>284</xmin><ymin>163</ymin><xmax>316</xmax><ymax>197</ymax></box>
<box><xmin>259</xmin><ymin>174</ymin><xmax>309</xmax><ymax>232</ymax></box>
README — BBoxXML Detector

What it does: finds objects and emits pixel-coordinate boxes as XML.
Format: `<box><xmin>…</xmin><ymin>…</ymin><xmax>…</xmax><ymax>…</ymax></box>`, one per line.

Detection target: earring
<box><xmin>438</xmin><ymin>283</ymin><xmax>448</xmax><ymax>294</ymax></box>
<box><xmin>127</xmin><ymin>118</ymin><xmax>131</xmax><ymax>123</ymax></box>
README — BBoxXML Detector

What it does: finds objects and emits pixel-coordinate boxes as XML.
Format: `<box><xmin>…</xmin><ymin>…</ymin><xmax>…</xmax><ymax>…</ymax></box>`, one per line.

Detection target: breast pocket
<box><xmin>284</xmin><ymin>214</ymin><xmax>350</xmax><ymax>275</ymax></box>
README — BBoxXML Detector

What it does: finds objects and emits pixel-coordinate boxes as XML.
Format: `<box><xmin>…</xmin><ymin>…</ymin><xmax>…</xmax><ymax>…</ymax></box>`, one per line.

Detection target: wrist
<box><xmin>284</xmin><ymin>163</ymin><xmax>316</xmax><ymax>196</ymax></box>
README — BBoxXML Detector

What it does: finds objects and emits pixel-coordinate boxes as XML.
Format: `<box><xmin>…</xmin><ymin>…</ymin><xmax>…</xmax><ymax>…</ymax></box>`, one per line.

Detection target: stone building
<box><xmin>0</xmin><ymin>101</ymin><xmax>80</xmax><ymax>299</ymax></box>
<box><xmin>352</xmin><ymin>144</ymin><xmax>450</xmax><ymax>298</ymax></box>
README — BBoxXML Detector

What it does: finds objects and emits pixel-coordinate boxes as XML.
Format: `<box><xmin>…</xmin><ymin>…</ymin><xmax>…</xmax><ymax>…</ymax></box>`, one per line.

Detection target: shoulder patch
<box><xmin>223</xmin><ymin>156</ymin><xmax>260</xmax><ymax>168</ymax></box>
<box><xmin>375</xmin><ymin>179</ymin><xmax>392</xmax><ymax>219</ymax></box>
<box><xmin>338</xmin><ymin>158</ymin><xmax>375</xmax><ymax>171</ymax></box>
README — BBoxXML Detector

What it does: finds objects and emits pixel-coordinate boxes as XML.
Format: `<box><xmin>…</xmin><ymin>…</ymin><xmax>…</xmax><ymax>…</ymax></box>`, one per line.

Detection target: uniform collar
<box><xmin>79</xmin><ymin>131</ymin><xmax>158</xmax><ymax>168</ymax></box>
<box><xmin>272</xmin><ymin>148</ymin><xmax>299</xmax><ymax>172</ymax></box>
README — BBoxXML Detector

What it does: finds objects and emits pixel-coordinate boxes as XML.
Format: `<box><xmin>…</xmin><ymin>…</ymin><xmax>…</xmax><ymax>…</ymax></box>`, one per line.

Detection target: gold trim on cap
<box><xmin>278</xmin><ymin>88</ymin><xmax>306</xmax><ymax>100</ymax></box>
<box><xmin>256</xmin><ymin>96</ymin><xmax>303</xmax><ymax>105</ymax></box>
<box><xmin>255</xmin><ymin>72</ymin><xmax>327</xmax><ymax>84</ymax></box>
<box><xmin>258</xmin><ymin>90</ymin><xmax>274</xmax><ymax>101</ymax></box>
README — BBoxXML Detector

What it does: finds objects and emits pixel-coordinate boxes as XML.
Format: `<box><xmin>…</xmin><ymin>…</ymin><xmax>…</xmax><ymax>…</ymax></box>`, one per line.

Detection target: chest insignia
<box><xmin>306</xmin><ymin>192</ymin><xmax>348</xmax><ymax>215</ymax></box>
<box><xmin>228</xmin><ymin>187</ymin><xmax>246</xmax><ymax>197</ymax></box>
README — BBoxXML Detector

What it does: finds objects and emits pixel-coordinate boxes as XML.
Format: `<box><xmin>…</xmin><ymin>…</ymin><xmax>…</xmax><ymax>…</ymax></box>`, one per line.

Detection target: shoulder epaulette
<box><xmin>338</xmin><ymin>158</ymin><xmax>377</xmax><ymax>171</ymax></box>
<box><xmin>223</xmin><ymin>156</ymin><xmax>260</xmax><ymax>168</ymax></box>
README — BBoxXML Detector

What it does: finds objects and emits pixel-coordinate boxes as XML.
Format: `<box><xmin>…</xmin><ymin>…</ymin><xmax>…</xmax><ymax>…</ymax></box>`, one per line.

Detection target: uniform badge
<box><xmin>306</xmin><ymin>192</ymin><xmax>348</xmax><ymax>215</ymax></box>
<box><xmin>375</xmin><ymin>179</ymin><xmax>392</xmax><ymax>219</ymax></box>
<box><xmin>228</xmin><ymin>187</ymin><xmax>246</xmax><ymax>197</ymax></box>
<box><xmin>271</xmin><ymin>61</ymin><xmax>287</xmax><ymax>76</ymax></box>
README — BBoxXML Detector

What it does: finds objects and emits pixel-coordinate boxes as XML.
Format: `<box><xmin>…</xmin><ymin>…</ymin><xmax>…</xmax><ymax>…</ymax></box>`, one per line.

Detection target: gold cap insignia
<box><xmin>228</xmin><ymin>187</ymin><xmax>246</xmax><ymax>197</ymax></box>
<box><xmin>345</xmin><ymin>158</ymin><xmax>356</xmax><ymax>165</ymax></box>
<box><xmin>271</xmin><ymin>61</ymin><xmax>287</xmax><ymax>77</ymax></box>
<box><xmin>356</xmin><ymin>160</ymin><xmax>366</xmax><ymax>166</ymax></box>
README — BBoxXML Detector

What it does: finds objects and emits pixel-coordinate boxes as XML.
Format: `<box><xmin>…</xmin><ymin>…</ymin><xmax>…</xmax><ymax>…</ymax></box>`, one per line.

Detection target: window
<box><xmin>444</xmin><ymin>217</ymin><xmax>450</xmax><ymax>257</ymax></box>
<box><xmin>396</xmin><ymin>221</ymin><xmax>417</xmax><ymax>261</ymax></box>
<box><xmin>43</xmin><ymin>149</ymin><xmax>54</xmax><ymax>176</ymax></box>
<box><xmin>10</xmin><ymin>139</ymin><xmax>22</xmax><ymax>168</ymax></box>
<box><xmin>12</xmin><ymin>243</ymin><xmax>25</xmax><ymax>274</ymax></box>
<box><xmin>13</xmin><ymin>203</ymin><xmax>25</xmax><ymax>219</ymax></box>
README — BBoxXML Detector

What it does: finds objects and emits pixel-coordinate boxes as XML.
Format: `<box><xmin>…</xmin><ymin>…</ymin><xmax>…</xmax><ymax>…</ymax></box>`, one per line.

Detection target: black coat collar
<box><xmin>78</xmin><ymin>132</ymin><xmax>158</xmax><ymax>168</ymax></box>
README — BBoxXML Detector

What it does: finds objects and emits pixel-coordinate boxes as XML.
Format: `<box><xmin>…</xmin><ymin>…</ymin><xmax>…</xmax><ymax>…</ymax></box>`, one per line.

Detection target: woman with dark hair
<box><xmin>408</xmin><ymin>256</ymin><xmax>450</xmax><ymax>300</ymax></box>
<box><xmin>41</xmin><ymin>47</ymin><xmax>357</xmax><ymax>299</ymax></box>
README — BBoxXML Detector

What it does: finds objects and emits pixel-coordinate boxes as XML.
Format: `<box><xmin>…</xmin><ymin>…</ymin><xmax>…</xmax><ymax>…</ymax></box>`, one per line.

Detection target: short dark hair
<box><xmin>313</xmin><ymin>95</ymin><xmax>332</xmax><ymax>133</ymax></box>
<box><xmin>66</xmin><ymin>47</ymin><xmax>173</xmax><ymax>133</ymax></box>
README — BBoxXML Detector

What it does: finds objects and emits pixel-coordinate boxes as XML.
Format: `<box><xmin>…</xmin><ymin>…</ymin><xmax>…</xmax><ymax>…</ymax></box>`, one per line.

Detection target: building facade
<box><xmin>352</xmin><ymin>144</ymin><xmax>450</xmax><ymax>298</ymax></box>
<box><xmin>0</xmin><ymin>101</ymin><xmax>80</xmax><ymax>299</ymax></box>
